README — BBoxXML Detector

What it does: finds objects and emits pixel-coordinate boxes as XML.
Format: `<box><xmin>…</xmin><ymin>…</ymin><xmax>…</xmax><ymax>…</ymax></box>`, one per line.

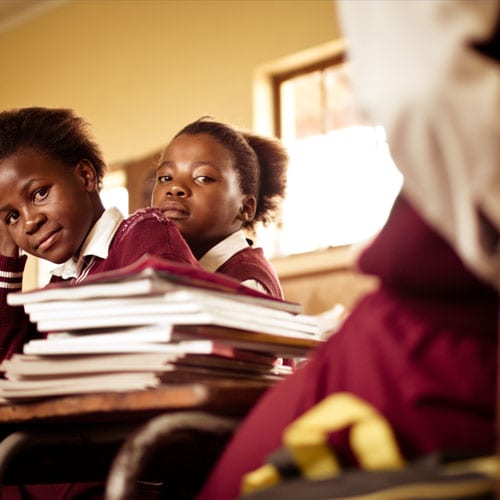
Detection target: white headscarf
<box><xmin>337</xmin><ymin>0</ymin><xmax>500</xmax><ymax>289</ymax></box>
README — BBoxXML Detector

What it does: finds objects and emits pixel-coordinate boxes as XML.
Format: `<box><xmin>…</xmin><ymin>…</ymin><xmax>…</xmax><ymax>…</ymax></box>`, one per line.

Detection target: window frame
<box><xmin>271</xmin><ymin>53</ymin><xmax>346</xmax><ymax>139</ymax></box>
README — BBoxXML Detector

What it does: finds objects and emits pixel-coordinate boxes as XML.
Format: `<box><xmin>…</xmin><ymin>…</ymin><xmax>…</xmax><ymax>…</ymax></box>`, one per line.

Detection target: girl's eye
<box><xmin>6</xmin><ymin>211</ymin><xmax>19</xmax><ymax>226</ymax></box>
<box><xmin>33</xmin><ymin>187</ymin><xmax>49</xmax><ymax>202</ymax></box>
<box><xmin>157</xmin><ymin>175</ymin><xmax>172</xmax><ymax>183</ymax></box>
<box><xmin>195</xmin><ymin>175</ymin><xmax>215</xmax><ymax>185</ymax></box>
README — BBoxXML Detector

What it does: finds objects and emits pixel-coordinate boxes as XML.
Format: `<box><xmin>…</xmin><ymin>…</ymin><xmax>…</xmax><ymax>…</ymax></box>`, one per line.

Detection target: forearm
<box><xmin>0</xmin><ymin>255</ymin><xmax>38</xmax><ymax>360</ymax></box>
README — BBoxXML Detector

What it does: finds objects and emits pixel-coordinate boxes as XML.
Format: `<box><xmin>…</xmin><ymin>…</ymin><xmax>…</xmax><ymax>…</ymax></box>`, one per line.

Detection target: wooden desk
<box><xmin>0</xmin><ymin>379</ymin><xmax>268</xmax><ymax>425</ymax></box>
<box><xmin>0</xmin><ymin>380</ymin><xmax>269</xmax><ymax>490</ymax></box>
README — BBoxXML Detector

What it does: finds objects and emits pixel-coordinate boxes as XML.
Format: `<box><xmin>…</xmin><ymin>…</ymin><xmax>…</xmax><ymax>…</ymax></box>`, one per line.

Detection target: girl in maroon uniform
<box><xmin>0</xmin><ymin>108</ymin><xmax>200</xmax><ymax>499</ymax></box>
<box><xmin>151</xmin><ymin>117</ymin><xmax>287</xmax><ymax>299</ymax></box>
<box><xmin>0</xmin><ymin>107</ymin><xmax>199</xmax><ymax>361</ymax></box>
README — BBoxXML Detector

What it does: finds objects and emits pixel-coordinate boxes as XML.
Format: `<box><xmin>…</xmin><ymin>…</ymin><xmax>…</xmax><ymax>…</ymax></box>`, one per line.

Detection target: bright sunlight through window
<box><xmin>257</xmin><ymin>57</ymin><xmax>402</xmax><ymax>257</ymax></box>
<box><xmin>279</xmin><ymin>126</ymin><xmax>402</xmax><ymax>254</ymax></box>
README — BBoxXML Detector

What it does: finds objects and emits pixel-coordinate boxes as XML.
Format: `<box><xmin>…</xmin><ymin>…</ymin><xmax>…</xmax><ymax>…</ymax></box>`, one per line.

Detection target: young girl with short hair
<box><xmin>0</xmin><ymin>106</ymin><xmax>199</xmax><ymax>361</ymax></box>
<box><xmin>152</xmin><ymin>117</ymin><xmax>288</xmax><ymax>299</ymax></box>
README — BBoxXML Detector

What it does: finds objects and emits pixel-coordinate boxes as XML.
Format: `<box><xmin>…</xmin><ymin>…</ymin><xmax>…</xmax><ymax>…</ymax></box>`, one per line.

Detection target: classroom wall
<box><xmin>0</xmin><ymin>0</ymin><xmax>339</xmax><ymax>165</ymax></box>
<box><xmin>272</xmin><ymin>246</ymin><xmax>378</xmax><ymax>315</ymax></box>
<box><xmin>0</xmin><ymin>0</ymin><xmax>374</xmax><ymax>313</ymax></box>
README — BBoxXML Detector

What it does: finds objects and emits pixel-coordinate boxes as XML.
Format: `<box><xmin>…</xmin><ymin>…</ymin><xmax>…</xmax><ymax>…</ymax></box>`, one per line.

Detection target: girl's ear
<box><xmin>76</xmin><ymin>160</ymin><xmax>98</xmax><ymax>192</ymax></box>
<box><xmin>238</xmin><ymin>195</ymin><xmax>257</xmax><ymax>222</ymax></box>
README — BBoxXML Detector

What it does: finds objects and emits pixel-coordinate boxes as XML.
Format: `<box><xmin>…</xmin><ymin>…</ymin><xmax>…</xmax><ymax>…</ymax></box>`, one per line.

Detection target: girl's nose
<box><xmin>24</xmin><ymin>210</ymin><xmax>46</xmax><ymax>235</ymax></box>
<box><xmin>167</xmin><ymin>184</ymin><xmax>190</xmax><ymax>197</ymax></box>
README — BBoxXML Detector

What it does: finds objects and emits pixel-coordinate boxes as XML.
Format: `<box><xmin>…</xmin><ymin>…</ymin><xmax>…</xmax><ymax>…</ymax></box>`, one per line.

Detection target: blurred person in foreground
<box><xmin>196</xmin><ymin>1</ymin><xmax>500</xmax><ymax>499</ymax></box>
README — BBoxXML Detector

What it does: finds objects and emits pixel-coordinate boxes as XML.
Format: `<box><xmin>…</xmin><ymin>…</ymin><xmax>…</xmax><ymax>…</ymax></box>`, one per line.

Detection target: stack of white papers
<box><xmin>1</xmin><ymin>254</ymin><xmax>322</xmax><ymax>401</ymax></box>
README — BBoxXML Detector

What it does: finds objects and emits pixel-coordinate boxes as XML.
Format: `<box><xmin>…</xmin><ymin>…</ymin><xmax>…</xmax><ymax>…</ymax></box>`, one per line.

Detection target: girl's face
<box><xmin>0</xmin><ymin>148</ymin><xmax>99</xmax><ymax>263</ymax></box>
<box><xmin>151</xmin><ymin>133</ymin><xmax>256</xmax><ymax>258</ymax></box>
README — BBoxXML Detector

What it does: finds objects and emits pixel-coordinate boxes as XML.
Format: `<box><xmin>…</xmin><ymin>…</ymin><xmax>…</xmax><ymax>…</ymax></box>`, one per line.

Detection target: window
<box><xmin>255</xmin><ymin>51</ymin><xmax>402</xmax><ymax>257</ymax></box>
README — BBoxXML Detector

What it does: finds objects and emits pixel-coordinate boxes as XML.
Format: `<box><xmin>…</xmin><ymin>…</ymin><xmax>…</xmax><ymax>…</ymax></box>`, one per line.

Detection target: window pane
<box><xmin>281</xmin><ymin>71</ymin><xmax>323</xmax><ymax>140</ymax></box>
<box><xmin>324</xmin><ymin>62</ymin><xmax>362</xmax><ymax>131</ymax></box>
<box><xmin>274</xmin><ymin>126</ymin><xmax>402</xmax><ymax>255</ymax></box>
<box><xmin>257</xmin><ymin>59</ymin><xmax>402</xmax><ymax>257</ymax></box>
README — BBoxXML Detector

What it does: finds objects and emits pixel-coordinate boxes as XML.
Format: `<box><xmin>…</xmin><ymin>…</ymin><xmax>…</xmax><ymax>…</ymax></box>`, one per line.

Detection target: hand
<box><xmin>0</xmin><ymin>224</ymin><xmax>19</xmax><ymax>258</ymax></box>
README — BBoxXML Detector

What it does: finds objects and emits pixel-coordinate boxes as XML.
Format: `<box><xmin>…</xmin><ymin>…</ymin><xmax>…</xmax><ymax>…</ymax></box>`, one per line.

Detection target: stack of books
<box><xmin>1</xmin><ymin>254</ymin><xmax>323</xmax><ymax>402</ymax></box>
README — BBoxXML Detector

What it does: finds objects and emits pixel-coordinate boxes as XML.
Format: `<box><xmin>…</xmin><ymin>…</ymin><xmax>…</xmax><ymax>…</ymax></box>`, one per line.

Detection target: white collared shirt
<box><xmin>51</xmin><ymin>207</ymin><xmax>125</xmax><ymax>280</ymax></box>
<box><xmin>199</xmin><ymin>230</ymin><xmax>266</xmax><ymax>293</ymax></box>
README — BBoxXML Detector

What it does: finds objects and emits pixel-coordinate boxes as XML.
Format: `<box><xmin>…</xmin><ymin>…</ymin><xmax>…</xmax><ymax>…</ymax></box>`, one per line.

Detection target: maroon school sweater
<box><xmin>0</xmin><ymin>207</ymin><xmax>198</xmax><ymax>361</ymax></box>
<box><xmin>197</xmin><ymin>195</ymin><xmax>498</xmax><ymax>500</ymax></box>
<box><xmin>216</xmin><ymin>246</ymin><xmax>283</xmax><ymax>299</ymax></box>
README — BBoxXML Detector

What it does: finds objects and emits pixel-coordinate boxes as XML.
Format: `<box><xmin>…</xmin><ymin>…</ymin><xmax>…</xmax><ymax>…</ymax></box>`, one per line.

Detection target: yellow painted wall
<box><xmin>0</xmin><ymin>0</ymin><xmax>339</xmax><ymax>165</ymax></box>
<box><xmin>1</xmin><ymin>0</ymin><xmax>362</xmax><ymax>310</ymax></box>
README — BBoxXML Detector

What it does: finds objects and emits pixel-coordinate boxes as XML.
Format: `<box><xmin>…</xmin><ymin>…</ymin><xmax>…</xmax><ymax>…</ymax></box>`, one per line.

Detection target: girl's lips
<box><xmin>162</xmin><ymin>208</ymin><xmax>189</xmax><ymax>220</ymax></box>
<box><xmin>161</xmin><ymin>202</ymin><xmax>189</xmax><ymax>220</ymax></box>
<box><xmin>36</xmin><ymin>230</ymin><xmax>60</xmax><ymax>252</ymax></box>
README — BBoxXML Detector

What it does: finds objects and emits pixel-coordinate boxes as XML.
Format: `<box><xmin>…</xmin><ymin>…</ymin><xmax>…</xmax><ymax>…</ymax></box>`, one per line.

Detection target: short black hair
<box><xmin>0</xmin><ymin>107</ymin><xmax>106</xmax><ymax>188</ymax></box>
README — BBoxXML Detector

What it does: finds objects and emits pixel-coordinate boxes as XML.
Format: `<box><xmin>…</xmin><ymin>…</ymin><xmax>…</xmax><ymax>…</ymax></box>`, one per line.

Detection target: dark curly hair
<box><xmin>0</xmin><ymin>107</ymin><xmax>106</xmax><ymax>189</ymax></box>
<box><xmin>171</xmin><ymin>117</ymin><xmax>288</xmax><ymax>232</ymax></box>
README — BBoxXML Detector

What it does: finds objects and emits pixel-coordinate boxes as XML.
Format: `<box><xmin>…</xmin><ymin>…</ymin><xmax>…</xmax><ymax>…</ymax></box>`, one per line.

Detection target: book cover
<box><xmin>0</xmin><ymin>347</ymin><xmax>286</xmax><ymax>401</ymax></box>
<box><xmin>172</xmin><ymin>325</ymin><xmax>323</xmax><ymax>358</ymax></box>
<box><xmin>157</xmin><ymin>364</ymin><xmax>285</xmax><ymax>385</ymax></box>
<box><xmin>0</xmin><ymin>351</ymin><xmax>285</xmax><ymax>380</ymax></box>
<box><xmin>0</xmin><ymin>372</ymin><xmax>162</xmax><ymax>402</ymax></box>
<box><xmin>19</xmin><ymin>321</ymin><xmax>321</xmax><ymax>357</ymax></box>
<box><xmin>25</xmin><ymin>289</ymin><xmax>318</xmax><ymax>329</ymax></box>
<box><xmin>38</xmin><ymin>334</ymin><xmax>279</xmax><ymax>366</ymax></box>
<box><xmin>172</xmin><ymin>354</ymin><xmax>292</xmax><ymax>377</ymax></box>
<box><xmin>33</xmin><ymin>306</ymin><xmax>319</xmax><ymax>337</ymax></box>
<box><xmin>0</xmin><ymin>352</ymin><xmax>180</xmax><ymax>378</ymax></box>
<box><xmin>8</xmin><ymin>253</ymin><xmax>302</xmax><ymax>313</ymax></box>
<box><xmin>21</xmin><ymin>337</ymin><xmax>244</xmax><ymax>357</ymax></box>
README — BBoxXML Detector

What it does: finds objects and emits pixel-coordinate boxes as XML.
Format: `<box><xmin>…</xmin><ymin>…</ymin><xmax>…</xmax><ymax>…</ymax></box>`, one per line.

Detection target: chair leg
<box><xmin>0</xmin><ymin>424</ymin><xmax>137</xmax><ymax>493</ymax></box>
<box><xmin>105</xmin><ymin>411</ymin><xmax>238</xmax><ymax>500</ymax></box>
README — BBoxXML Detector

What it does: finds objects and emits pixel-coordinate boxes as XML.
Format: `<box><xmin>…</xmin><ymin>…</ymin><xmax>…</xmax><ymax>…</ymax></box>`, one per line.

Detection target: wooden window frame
<box><xmin>271</xmin><ymin>53</ymin><xmax>346</xmax><ymax>138</ymax></box>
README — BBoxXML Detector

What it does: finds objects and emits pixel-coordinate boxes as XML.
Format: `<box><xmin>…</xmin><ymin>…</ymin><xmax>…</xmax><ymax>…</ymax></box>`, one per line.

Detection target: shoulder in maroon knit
<box><xmin>90</xmin><ymin>207</ymin><xmax>199</xmax><ymax>274</ymax></box>
<box><xmin>216</xmin><ymin>246</ymin><xmax>283</xmax><ymax>299</ymax></box>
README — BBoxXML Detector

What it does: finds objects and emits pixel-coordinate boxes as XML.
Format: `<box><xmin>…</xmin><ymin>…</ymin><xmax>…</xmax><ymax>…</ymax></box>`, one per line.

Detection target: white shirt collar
<box><xmin>198</xmin><ymin>230</ymin><xmax>250</xmax><ymax>273</ymax></box>
<box><xmin>51</xmin><ymin>206</ymin><xmax>125</xmax><ymax>280</ymax></box>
